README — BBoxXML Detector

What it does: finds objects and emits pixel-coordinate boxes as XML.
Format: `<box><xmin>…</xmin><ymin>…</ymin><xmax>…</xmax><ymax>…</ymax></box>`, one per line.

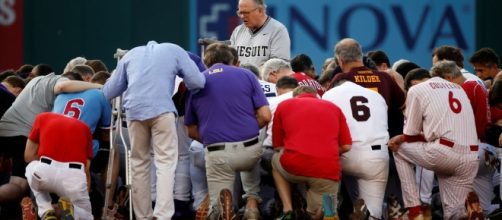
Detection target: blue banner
<box><xmin>190</xmin><ymin>0</ymin><xmax>475</xmax><ymax>72</ymax></box>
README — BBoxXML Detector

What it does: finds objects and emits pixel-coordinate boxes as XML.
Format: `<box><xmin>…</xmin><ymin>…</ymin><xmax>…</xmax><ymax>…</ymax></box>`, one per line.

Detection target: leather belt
<box><xmin>207</xmin><ymin>137</ymin><xmax>259</xmax><ymax>152</ymax></box>
<box><xmin>371</xmin><ymin>145</ymin><xmax>381</xmax><ymax>150</ymax></box>
<box><xmin>439</xmin><ymin>138</ymin><xmax>478</xmax><ymax>152</ymax></box>
<box><xmin>41</xmin><ymin>157</ymin><xmax>83</xmax><ymax>169</ymax></box>
<box><xmin>404</xmin><ymin>135</ymin><xmax>478</xmax><ymax>152</ymax></box>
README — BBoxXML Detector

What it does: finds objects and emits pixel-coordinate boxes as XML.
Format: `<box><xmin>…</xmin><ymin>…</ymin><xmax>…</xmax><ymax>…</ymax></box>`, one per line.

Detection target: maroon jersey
<box><xmin>29</xmin><ymin>112</ymin><xmax>93</xmax><ymax>165</ymax></box>
<box><xmin>332</xmin><ymin>66</ymin><xmax>406</xmax><ymax>136</ymax></box>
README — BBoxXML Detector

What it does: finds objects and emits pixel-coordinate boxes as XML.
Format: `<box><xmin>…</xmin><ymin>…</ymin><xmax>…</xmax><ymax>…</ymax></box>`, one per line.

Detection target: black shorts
<box><xmin>0</xmin><ymin>136</ymin><xmax>28</xmax><ymax>178</ymax></box>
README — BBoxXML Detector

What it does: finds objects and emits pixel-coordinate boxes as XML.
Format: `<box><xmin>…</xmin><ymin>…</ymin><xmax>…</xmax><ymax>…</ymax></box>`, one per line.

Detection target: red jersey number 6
<box><xmin>63</xmin><ymin>99</ymin><xmax>84</xmax><ymax>119</ymax></box>
<box><xmin>448</xmin><ymin>91</ymin><xmax>462</xmax><ymax>114</ymax></box>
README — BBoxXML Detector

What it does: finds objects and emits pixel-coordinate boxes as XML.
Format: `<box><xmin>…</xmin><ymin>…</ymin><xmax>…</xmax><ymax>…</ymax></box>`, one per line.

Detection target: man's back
<box><xmin>333</xmin><ymin>66</ymin><xmax>405</xmax><ymax>137</ymax></box>
<box><xmin>0</xmin><ymin>73</ymin><xmax>61</xmax><ymax>136</ymax></box>
<box><xmin>185</xmin><ymin>64</ymin><xmax>268</xmax><ymax>145</ymax></box>
<box><xmin>30</xmin><ymin>112</ymin><xmax>93</xmax><ymax>165</ymax></box>
<box><xmin>53</xmin><ymin>89</ymin><xmax>111</xmax><ymax>133</ymax></box>
<box><xmin>272</xmin><ymin>93</ymin><xmax>351</xmax><ymax>180</ymax></box>
<box><xmin>102</xmin><ymin>41</ymin><xmax>205</xmax><ymax>121</ymax></box>
<box><xmin>405</xmin><ymin>77</ymin><xmax>478</xmax><ymax>145</ymax></box>
<box><xmin>292</xmin><ymin>72</ymin><xmax>325</xmax><ymax>96</ymax></box>
<box><xmin>323</xmin><ymin>81</ymin><xmax>389</xmax><ymax>149</ymax></box>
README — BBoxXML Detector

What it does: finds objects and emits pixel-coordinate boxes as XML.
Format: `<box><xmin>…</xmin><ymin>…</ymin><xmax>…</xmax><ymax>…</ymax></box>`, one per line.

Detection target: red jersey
<box><xmin>461</xmin><ymin>80</ymin><xmax>490</xmax><ymax>140</ymax></box>
<box><xmin>491</xmin><ymin>107</ymin><xmax>502</xmax><ymax>122</ymax></box>
<box><xmin>29</xmin><ymin>112</ymin><xmax>93</xmax><ymax>165</ymax></box>
<box><xmin>291</xmin><ymin>72</ymin><xmax>325</xmax><ymax>96</ymax></box>
<box><xmin>272</xmin><ymin>93</ymin><xmax>352</xmax><ymax>181</ymax></box>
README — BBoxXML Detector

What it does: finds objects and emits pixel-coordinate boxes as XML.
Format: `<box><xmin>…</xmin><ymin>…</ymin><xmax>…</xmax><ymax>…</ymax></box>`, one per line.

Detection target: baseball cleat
<box><xmin>20</xmin><ymin>196</ymin><xmax>36</xmax><ymax>220</ymax></box>
<box><xmin>58</xmin><ymin>197</ymin><xmax>74</xmax><ymax>220</ymax></box>
<box><xmin>465</xmin><ymin>191</ymin><xmax>484</xmax><ymax>220</ymax></box>
<box><xmin>218</xmin><ymin>188</ymin><xmax>236</xmax><ymax>220</ymax></box>
<box><xmin>420</xmin><ymin>204</ymin><xmax>432</xmax><ymax>220</ymax></box>
<box><xmin>196</xmin><ymin>194</ymin><xmax>210</xmax><ymax>220</ymax></box>
<box><xmin>41</xmin><ymin>209</ymin><xmax>57</xmax><ymax>220</ymax></box>
<box><xmin>350</xmin><ymin>198</ymin><xmax>370</xmax><ymax>220</ymax></box>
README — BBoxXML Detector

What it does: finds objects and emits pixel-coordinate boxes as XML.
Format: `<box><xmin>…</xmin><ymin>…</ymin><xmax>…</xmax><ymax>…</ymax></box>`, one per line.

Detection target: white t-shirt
<box><xmin>262</xmin><ymin>91</ymin><xmax>293</xmax><ymax>146</ymax></box>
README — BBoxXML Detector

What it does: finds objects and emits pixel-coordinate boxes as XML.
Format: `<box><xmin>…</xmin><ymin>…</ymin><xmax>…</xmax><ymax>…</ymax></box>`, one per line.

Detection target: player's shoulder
<box><xmin>231</xmin><ymin>24</ymin><xmax>247</xmax><ymax>35</ymax></box>
<box><xmin>268</xmin><ymin>17</ymin><xmax>288</xmax><ymax>30</ymax></box>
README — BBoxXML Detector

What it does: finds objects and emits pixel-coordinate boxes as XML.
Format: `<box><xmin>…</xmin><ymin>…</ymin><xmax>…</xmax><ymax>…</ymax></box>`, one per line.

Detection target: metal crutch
<box><xmin>103</xmin><ymin>49</ymin><xmax>132</xmax><ymax>220</ymax></box>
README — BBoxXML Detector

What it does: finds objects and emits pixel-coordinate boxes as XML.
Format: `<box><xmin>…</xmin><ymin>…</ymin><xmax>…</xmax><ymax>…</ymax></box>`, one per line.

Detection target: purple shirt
<box><xmin>185</xmin><ymin>63</ymin><xmax>269</xmax><ymax>145</ymax></box>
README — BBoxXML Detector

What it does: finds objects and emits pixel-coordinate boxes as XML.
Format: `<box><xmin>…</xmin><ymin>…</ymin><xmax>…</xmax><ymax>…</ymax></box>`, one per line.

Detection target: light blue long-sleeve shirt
<box><xmin>102</xmin><ymin>41</ymin><xmax>205</xmax><ymax>121</ymax></box>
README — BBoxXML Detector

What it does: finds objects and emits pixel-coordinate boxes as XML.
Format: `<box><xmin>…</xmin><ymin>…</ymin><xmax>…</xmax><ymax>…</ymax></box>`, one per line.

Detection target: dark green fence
<box><xmin>24</xmin><ymin>0</ymin><xmax>190</xmax><ymax>73</ymax></box>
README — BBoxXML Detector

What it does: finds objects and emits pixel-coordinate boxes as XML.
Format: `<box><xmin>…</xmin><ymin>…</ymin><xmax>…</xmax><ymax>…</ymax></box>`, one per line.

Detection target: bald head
<box><xmin>334</xmin><ymin>38</ymin><xmax>363</xmax><ymax>65</ymax></box>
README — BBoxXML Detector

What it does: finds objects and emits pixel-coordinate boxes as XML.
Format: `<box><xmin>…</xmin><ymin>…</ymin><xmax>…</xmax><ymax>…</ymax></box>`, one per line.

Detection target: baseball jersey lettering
<box><xmin>350</xmin><ymin>96</ymin><xmax>371</xmax><ymax>122</ymax></box>
<box><xmin>292</xmin><ymin>72</ymin><xmax>325</xmax><ymax>96</ymax></box>
<box><xmin>63</xmin><ymin>98</ymin><xmax>85</xmax><ymax>119</ymax></box>
<box><xmin>259</xmin><ymin>80</ymin><xmax>277</xmax><ymax>98</ymax></box>
<box><xmin>238</xmin><ymin>46</ymin><xmax>269</xmax><ymax>58</ymax></box>
<box><xmin>209</xmin><ymin>68</ymin><xmax>223</xmax><ymax>74</ymax></box>
<box><xmin>449</xmin><ymin>91</ymin><xmax>462</xmax><ymax>114</ymax></box>
<box><xmin>354</xmin><ymin>75</ymin><xmax>381</xmax><ymax>83</ymax></box>
<box><xmin>429</xmin><ymin>82</ymin><xmax>462</xmax><ymax>90</ymax></box>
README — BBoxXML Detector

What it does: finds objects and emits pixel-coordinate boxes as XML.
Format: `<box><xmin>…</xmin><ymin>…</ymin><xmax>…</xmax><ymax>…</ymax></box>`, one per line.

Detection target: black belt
<box><xmin>371</xmin><ymin>145</ymin><xmax>381</xmax><ymax>150</ymax></box>
<box><xmin>207</xmin><ymin>137</ymin><xmax>259</xmax><ymax>152</ymax></box>
<box><xmin>41</xmin><ymin>157</ymin><xmax>83</xmax><ymax>169</ymax></box>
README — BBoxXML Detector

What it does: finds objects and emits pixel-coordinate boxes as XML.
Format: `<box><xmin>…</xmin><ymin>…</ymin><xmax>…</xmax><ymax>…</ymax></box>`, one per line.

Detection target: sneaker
<box><xmin>20</xmin><ymin>197</ymin><xmax>36</xmax><ymax>220</ymax></box>
<box><xmin>196</xmin><ymin>194</ymin><xmax>210</xmax><ymax>220</ymax></box>
<box><xmin>243</xmin><ymin>207</ymin><xmax>260</xmax><ymax>220</ymax></box>
<box><xmin>465</xmin><ymin>192</ymin><xmax>484</xmax><ymax>220</ymax></box>
<box><xmin>104</xmin><ymin>204</ymin><xmax>119</xmax><ymax>220</ymax></box>
<box><xmin>58</xmin><ymin>197</ymin><xmax>74</xmax><ymax>220</ymax></box>
<box><xmin>276</xmin><ymin>211</ymin><xmax>293</xmax><ymax>220</ymax></box>
<box><xmin>388</xmin><ymin>196</ymin><xmax>405</xmax><ymax>220</ymax></box>
<box><xmin>41</xmin><ymin>210</ymin><xmax>57</xmax><ymax>220</ymax></box>
<box><xmin>350</xmin><ymin>199</ymin><xmax>370</xmax><ymax>220</ymax></box>
<box><xmin>322</xmin><ymin>193</ymin><xmax>338</xmax><ymax>220</ymax></box>
<box><xmin>219</xmin><ymin>188</ymin><xmax>236</xmax><ymax>220</ymax></box>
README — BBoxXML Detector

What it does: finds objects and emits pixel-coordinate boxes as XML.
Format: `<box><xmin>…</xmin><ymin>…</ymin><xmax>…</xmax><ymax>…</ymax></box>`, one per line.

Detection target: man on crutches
<box><xmin>102</xmin><ymin>41</ymin><xmax>205</xmax><ymax>219</ymax></box>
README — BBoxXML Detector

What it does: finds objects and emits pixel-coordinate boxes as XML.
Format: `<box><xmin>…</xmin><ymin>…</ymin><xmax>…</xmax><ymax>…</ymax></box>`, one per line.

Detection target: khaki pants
<box><xmin>272</xmin><ymin>150</ymin><xmax>339</xmax><ymax>214</ymax></box>
<box><xmin>205</xmin><ymin>137</ymin><xmax>263</xmax><ymax>214</ymax></box>
<box><xmin>128</xmin><ymin>113</ymin><xmax>178</xmax><ymax>219</ymax></box>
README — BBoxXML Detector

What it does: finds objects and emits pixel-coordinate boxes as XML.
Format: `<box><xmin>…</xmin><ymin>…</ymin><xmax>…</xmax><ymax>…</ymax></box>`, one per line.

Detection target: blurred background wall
<box><xmin>0</xmin><ymin>0</ymin><xmax>501</xmax><ymax>73</ymax></box>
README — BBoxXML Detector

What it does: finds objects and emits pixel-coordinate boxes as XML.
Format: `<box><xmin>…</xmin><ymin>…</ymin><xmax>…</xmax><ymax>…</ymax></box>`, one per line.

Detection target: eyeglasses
<box><xmin>236</xmin><ymin>7</ymin><xmax>258</xmax><ymax>16</ymax></box>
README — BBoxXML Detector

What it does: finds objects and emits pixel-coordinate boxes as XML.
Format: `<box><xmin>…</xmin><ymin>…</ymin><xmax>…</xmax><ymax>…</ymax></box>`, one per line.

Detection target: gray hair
<box><xmin>430</xmin><ymin>60</ymin><xmax>462</xmax><ymax>78</ymax></box>
<box><xmin>261</xmin><ymin>58</ymin><xmax>291</xmax><ymax>81</ymax></box>
<box><xmin>252</xmin><ymin>0</ymin><xmax>267</xmax><ymax>9</ymax></box>
<box><xmin>293</xmin><ymin>85</ymin><xmax>317</xmax><ymax>97</ymax></box>
<box><xmin>334</xmin><ymin>38</ymin><xmax>363</xmax><ymax>63</ymax></box>
<box><xmin>63</xmin><ymin>57</ymin><xmax>87</xmax><ymax>73</ymax></box>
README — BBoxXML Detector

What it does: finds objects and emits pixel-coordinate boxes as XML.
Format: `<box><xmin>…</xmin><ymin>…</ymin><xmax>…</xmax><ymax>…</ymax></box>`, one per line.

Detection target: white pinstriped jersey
<box><xmin>404</xmin><ymin>77</ymin><xmax>478</xmax><ymax>146</ymax></box>
<box><xmin>322</xmin><ymin>81</ymin><xmax>389</xmax><ymax>150</ymax></box>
